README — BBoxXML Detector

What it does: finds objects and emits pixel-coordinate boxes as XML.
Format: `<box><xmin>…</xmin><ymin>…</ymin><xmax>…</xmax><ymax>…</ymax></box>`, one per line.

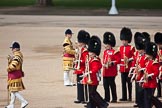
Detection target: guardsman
<box><xmin>154</xmin><ymin>32</ymin><xmax>162</xmax><ymax>97</ymax></box>
<box><xmin>62</xmin><ymin>29</ymin><xmax>76</xmax><ymax>86</ymax></box>
<box><xmin>118</xmin><ymin>27</ymin><xmax>135</xmax><ymax>101</ymax></box>
<box><xmin>6</xmin><ymin>42</ymin><xmax>28</xmax><ymax>108</ymax></box>
<box><xmin>102</xmin><ymin>32</ymin><xmax>120</xmax><ymax>103</ymax></box>
<box><xmin>85</xmin><ymin>36</ymin><xmax>108</xmax><ymax>108</ymax></box>
<box><xmin>142</xmin><ymin>42</ymin><xmax>160</xmax><ymax>108</ymax></box>
<box><xmin>74</xmin><ymin>30</ymin><xmax>90</xmax><ymax>104</ymax></box>
<box><xmin>131</xmin><ymin>32</ymin><xmax>150</xmax><ymax>108</ymax></box>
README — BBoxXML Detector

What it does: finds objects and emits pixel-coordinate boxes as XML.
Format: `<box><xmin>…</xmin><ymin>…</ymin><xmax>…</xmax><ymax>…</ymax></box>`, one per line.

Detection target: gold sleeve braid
<box><xmin>63</xmin><ymin>37</ymin><xmax>75</xmax><ymax>55</ymax></box>
<box><xmin>64</xmin><ymin>45</ymin><xmax>75</xmax><ymax>55</ymax></box>
<box><xmin>7</xmin><ymin>51</ymin><xmax>23</xmax><ymax>72</ymax></box>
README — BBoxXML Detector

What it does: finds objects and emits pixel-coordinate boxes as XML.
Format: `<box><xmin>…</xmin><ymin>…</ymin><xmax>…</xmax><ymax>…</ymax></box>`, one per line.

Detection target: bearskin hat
<box><xmin>120</xmin><ymin>27</ymin><xmax>132</xmax><ymax>43</ymax></box>
<box><xmin>85</xmin><ymin>31</ymin><xmax>90</xmax><ymax>44</ymax></box>
<box><xmin>77</xmin><ymin>30</ymin><xmax>90</xmax><ymax>44</ymax></box>
<box><xmin>103</xmin><ymin>32</ymin><xmax>116</xmax><ymax>47</ymax></box>
<box><xmin>142</xmin><ymin>32</ymin><xmax>151</xmax><ymax>42</ymax></box>
<box><xmin>154</xmin><ymin>32</ymin><xmax>162</xmax><ymax>44</ymax></box>
<box><xmin>88</xmin><ymin>35</ymin><xmax>101</xmax><ymax>56</ymax></box>
<box><xmin>145</xmin><ymin>42</ymin><xmax>157</xmax><ymax>59</ymax></box>
<box><xmin>134</xmin><ymin>32</ymin><xmax>150</xmax><ymax>50</ymax></box>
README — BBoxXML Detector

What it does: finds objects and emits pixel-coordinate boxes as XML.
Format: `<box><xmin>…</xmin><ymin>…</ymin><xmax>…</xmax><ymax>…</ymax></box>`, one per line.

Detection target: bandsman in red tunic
<box><xmin>102</xmin><ymin>32</ymin><xmax>120</xmax><ymax>103</ymax></box>
<box><xmin>62</xmin><ymin>29</ymin><xmax>76</xmax><ymax>86</ymax></box>
<box><xmin>130</xmin><ymin>32</ymin><xmax>150</xmax><ymax>108</ymax></box>
<box><xmin>154</xmin><ymin>32</ymin><xmax>162</xmax><ymax>97</ymax></box>
<box><xmin>142</xmin><ymin>42</ymin><xmax>160</xmax><ymax>108</ymax></box>
<box><xmin>74</xmin><ymin>30</ymin><xmax>90</xmax><ymax>104</ymax></box>
<box><xmin>85</xmin><ymin>36</ymin><xmax>108</xmax><ymax>108</ymax></box>
<box><xmin>118</xmin><ymin>27</ymin><xmax>135</xmax><ymax>101</ymax></box>
<box><xmin>6</xmin><ymin>42</ymin><xmax>28</xmax><ymax>108</ymax></box>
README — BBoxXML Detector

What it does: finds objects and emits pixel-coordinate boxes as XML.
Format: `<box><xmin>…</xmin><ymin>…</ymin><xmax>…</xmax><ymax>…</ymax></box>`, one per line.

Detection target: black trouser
<box><xmin>87</xmin><ymin>85</ymin><xmax>108</xmax><ymax>108</ymax></box>
<box><xmin>135</xmin><ymin>82</ymin><xmax>144</xmax><ymax>108</ymax></box>
<box><xmin>103</xmin><ymin>77</ymin><xmax>117</xmax><ymax>102</ymax></box>
<box><xmin>144</xmin><ymin>88</ymin><xmax>155</xmax><ymax>108</ymax></box>
<box><xmin>121</xmin><ymin>72</ymin><xmax>132</xmax><ymax>100</ymax></box>
<box><xmin>157</xmin><ymin>80</ymin><xmax>162</xmax><ymax>97</ymax></box>
<box><xmin>77</xmin><ymin>74</ymin><xmax>88</xmax><ymax>101</ymax></box>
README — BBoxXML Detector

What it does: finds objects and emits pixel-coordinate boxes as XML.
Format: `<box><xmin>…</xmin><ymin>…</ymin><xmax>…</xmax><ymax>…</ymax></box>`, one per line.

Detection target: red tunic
<box><xmin>142</xmin><ymin>60</ymin><xmax>160</xmax><ymax>88</ymax></box>
<box><xmin>89</xmin><ymin>57</ymin><xmax>102</xmax><ymax>86</ymax></box>
<box><xmin>74</xmin><ymin>47</ymin><xmax>88</xmax><ymax>75</ymax></box>
<box><xmin>102</xmin><ymin>49</ymin><xmax>120</xmax><ymax>77</ymax></box>
<box><xmin>132</xmin><ymin>51</ymin><xmax>148</xmax><ymax>81</ymax></box>
<box><xmin>119</xmin><ymin>45</ymin><xmax>135</xmax><ymax>73</ymax></box>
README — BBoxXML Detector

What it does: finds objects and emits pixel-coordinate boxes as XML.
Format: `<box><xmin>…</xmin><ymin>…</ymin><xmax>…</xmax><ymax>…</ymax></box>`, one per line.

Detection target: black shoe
<box><xmin>133</xmin><ymin>104</ymin><xmax>139</xmax><ymax>107</ymax></box>
<box><xmin>66</xmin><ymin>85</ymin><xmax>73</xmax><ymax>87</ymax></box>
<box><xmin>119</xmin><ymin>98</ymin><xmax>127</xmax><ymax>101</ymax></box>
<box><xmin>84</xmin><ymin>105</ymin><xmax>87</xmax><ymax>107</ymax></box>
<box><xmin>111</xmin><ymin>100</ymin><xmax>117</xmax><ymax>103</ymax></box>
<box><xmin>22</xmin><ymin>103</ymin><xmax>28</xmax><ymax>108</ymax></box>
<box><xmin>81</xmin><ymin>101</ymin><xmax>87</xmax><ymax>104</ymax></box>
<box><xmin>74</xmin><ymin>100</ymin><xmax>81</xmax><ymax>103</ymax></box>
<box><xmin>104</xmin><ymin>99</ymin><xmax>110</xmax><ymax>103</ymax></box>
<box><xmin>156</xmin><ymin>95</ymin><xmax>161</xmax><ymax>98</ymax></box>
<box><xmin>103</xmin><ymin>103</ymin><xmax>109</xmax><ymax>108</ymax></box>
<box><xmin>73</xmin><ymin>84</ymin><xmax>76</xmax><ymax>86</ymax></box>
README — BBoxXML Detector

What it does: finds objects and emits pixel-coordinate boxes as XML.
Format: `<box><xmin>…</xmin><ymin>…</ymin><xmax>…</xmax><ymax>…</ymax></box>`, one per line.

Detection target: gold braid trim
<box><xmin>8</xmin><ymin>78</ymin><xmax>25</xmax><ymax>92</ymax></box>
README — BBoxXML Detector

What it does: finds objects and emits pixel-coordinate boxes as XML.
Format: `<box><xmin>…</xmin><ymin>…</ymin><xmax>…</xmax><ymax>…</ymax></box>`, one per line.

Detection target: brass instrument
<box><xmin>73</xmin><ymin>48</ymin><xmax>82</xmax><ymax>70</ymax></box>
<box><xmin>123</xmin><ymin>46</ymin><xmax>128</xmax><ymax>69</ymax></box>
<box><xmin>138</xmin><ymin>69</ymin><xmax>154</xmax><ymax>83</ymax></box>
<box><xmin>85</xmin><ymin>55</ymin><xmax>92</xmax><ymax>84</ymax></box>
<box><xmin>137</xmin><ymin>61</ymin><xmax>148</xmax><ymax>84</ymax></box>
<box><xmin>137</xmin><ymin>61</ymin><xmax>148</xmax><ymax>83</ymax></box>
<box><xmin>128</xmin><ymin>67</ymin><xmax>136</xmax><ymax>77</ymax></box>
<box><xmin>142</xmin><ymin>61</ymin><xmax>154</xmax><ymax>83</ymax></box>
<box><xmin>134</xmin><ymin>54</ymin><xmax>140</xmax><ymax>80</ymax></box>
<box><xmin>104</xmin><ymin>53</ymin><xmax>111</xmax><ymax>68</ymax></box>
<box><xmin>158</xmin><ymin>50</ymin><xmax>162</xmax><ymax>62</ymax></box>
<box><xmin>81</xmin><ymin>55</ymin><xmax>92</xmax><ymax>84</ymax></box>
<box><xmin>143</xmin><ymin>70</ymin><xmax>148</xmax><ymax>83</ymax></box>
